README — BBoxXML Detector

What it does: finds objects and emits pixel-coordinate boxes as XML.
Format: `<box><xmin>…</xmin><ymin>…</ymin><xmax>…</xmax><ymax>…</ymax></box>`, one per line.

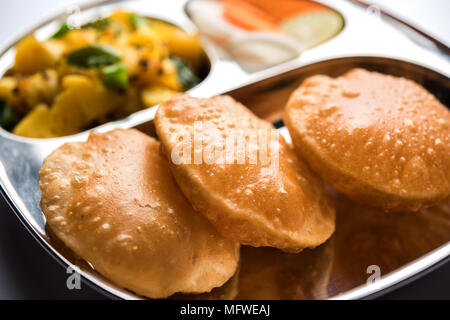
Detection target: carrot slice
<box><xmin>243</xmin><ymin>0</ymin><xmax>325</xmax><ymax>21</ymax></box>
<box><xmin>222</xmin><ymin>0</ymin><xmax>280</xmax><ymax>31</ymax></box>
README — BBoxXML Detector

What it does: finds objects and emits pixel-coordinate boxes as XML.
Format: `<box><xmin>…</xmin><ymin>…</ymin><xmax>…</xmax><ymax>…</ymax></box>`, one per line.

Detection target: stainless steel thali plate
<box><xmin>0</xmin><ymin>0</ymin><xmax>449</xmax><ymax>299</ymax></box>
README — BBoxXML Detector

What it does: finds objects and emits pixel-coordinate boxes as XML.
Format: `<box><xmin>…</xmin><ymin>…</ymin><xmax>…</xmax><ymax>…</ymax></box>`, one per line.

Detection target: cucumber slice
<box><xmin>281</xmin><ymin>10</ymin><xmax>344</xmax><ymax>49</ymax></box>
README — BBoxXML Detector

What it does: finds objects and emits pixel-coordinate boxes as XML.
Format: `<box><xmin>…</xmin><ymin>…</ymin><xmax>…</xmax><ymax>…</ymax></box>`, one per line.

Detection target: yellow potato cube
<box><xmin>150</xmin><ymin>20</ymin><xmax>175</xmax><ymax>40</ymax></box>
<box><xmin>61</xmin><ymin>74</ymin><xmax>93</xmax><ymax>88</ymax></box>
<box><xmin>13</xmin><ymin>104</ymin><xmax>55</xmax><ymax>138</ymax></box>
<box><xmin>128</xmin><ymin>30</ymin><xmax>159</xmax><ymax>47</ymax></box>
<box><xmin>167</xmin><ymin>29</ymin><xmax>204</xmax><ymax>70</ymax></box>
<box><xmin>13</xmin><ymin>36</ymin><xmax>63</xmax><ymax>74</ymax></box>
<box><xmin>141</xmin><ymin>85</ymin><xmax>177</xmax><ymax>108</ymax></box>
<box><xmin>62</xmin><ymin>29</ymin><xmax>96</xmax><ymax>53</ymax></box>
<box><xmin>48</xmin><ymin>88</ymin><xmax>86</xmax><ymax>136</ymax></box>
<box><xmin>109</xmin><ymin>11</ymin><xmax>134</xmax><ymax>30</ymax></box>
<box><xmin>19</xmin><ymin>69</ymin><xmax>59</xmax><ymax>109</ymax></box>
<box><xmin>0</xmin><ymin>77</ymin><xmax>21</xmax><ymax>107</ymax></box>
<box><xmin>151</xmin><ymin>59</ymin><xmax>182</xmax><ymax>90</ymax></box>
<box><xmin>49</xmin><ymin>75</ymin><xmax>124</xmax><ymax>135</ymax></box>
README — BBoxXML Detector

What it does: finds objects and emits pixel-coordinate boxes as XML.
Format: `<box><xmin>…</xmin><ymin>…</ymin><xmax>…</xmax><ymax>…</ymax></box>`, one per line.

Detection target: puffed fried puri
<box><xmin>284</xmin><ymin>68</ymin><xmax>450</xmax><ymax>212</ymax></box>
<box><xmin>39</xmin><ymin>129</ymin><xmax>239</xmax><ymax>298</ymax></box>
<box><xmin>155</xmin><ymin>94</ymin><xmax>335</xmax><ymax>253</ymax></box>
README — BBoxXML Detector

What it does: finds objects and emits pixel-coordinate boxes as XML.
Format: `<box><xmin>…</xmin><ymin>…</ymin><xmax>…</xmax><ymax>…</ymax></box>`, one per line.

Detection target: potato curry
<box><xmin>0</xmin><ymin>11</ymin><xmax>206</xmax><ymax>138</ymax></box>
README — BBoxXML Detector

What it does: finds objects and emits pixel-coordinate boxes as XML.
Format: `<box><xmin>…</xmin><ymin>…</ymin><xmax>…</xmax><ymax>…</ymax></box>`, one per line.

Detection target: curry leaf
<box><xmin>0</xmin><ymin>100</ymin><xmax>20</xmax><ymax>131</ymax></box>
<box><xmin>170</xmin><ymin>56</ymin><xmax>200</xmax><ymax>90</ymax></box>
<box><xmin>67</xmin><ymin>45</ymin><xmax>121</xmax><ymax>69</ymax></box>
<box><xmin>102</xmin><ymin>63</ymin><xmax>128</xmax><ymax>91</ymax></box>
<box><xmin>82</xmin><ymin>17</ymin><xmax>110</xmax><ymax>31</ymax></box>
<box><xmin>50</xmin><ymin>22</ymin><xmax>71</xmax><ymax>39</ymax></box>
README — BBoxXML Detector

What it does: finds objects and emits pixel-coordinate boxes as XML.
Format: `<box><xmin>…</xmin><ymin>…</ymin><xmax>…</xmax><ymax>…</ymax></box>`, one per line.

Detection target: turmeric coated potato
<box><xmin>0</xmin><ymin>11</ymin><xmax>206</xmax><ymax>138</ymax></box>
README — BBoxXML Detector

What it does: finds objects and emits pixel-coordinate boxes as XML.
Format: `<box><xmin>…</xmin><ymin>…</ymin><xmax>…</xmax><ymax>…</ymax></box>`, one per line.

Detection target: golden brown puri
<box><xmin>284</xmin><ymin>68</ymin><xmax>450</xmax><ymax>212</ymax></box>
<box><xmin>171</xmin><ymin>269</ymin><xmax>240</xmax><ymax>300</ymax></box>
<box><xmin>155</xmin><ymin>94</ymin><xmax>335</xmax><ymax>252</ymax></box>
<box><xmin>39</xmin><ymin>129</ymin><xmax>239</xmax><ymax>299</ymax></box>
<box><xmin>328</xmin><ymin>191</ymin><xmax>450</xmax><ymax>293</ymax></box>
